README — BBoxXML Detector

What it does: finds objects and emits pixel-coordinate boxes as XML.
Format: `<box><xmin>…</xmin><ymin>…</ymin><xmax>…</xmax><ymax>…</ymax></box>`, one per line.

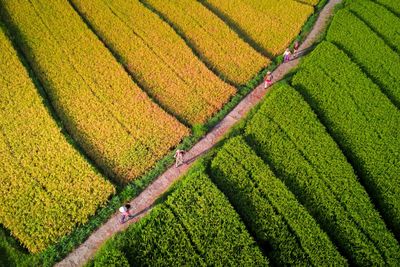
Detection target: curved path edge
<box><xmin>57</xmin><ymin>1</ymin><xmax>342</xmax><ymax>266</ymax></box>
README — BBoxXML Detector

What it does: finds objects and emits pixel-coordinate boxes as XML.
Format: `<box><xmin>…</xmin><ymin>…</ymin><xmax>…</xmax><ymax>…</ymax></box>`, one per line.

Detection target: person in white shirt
<box><xmin>283</xmin><ymin>48</ymin><xmax>292</xmax><ymax>62</ymax></box>
<box><xmin>174</xmin><ymin>149</ymin><xmax>186</xmax><ymax>167</ymax></box>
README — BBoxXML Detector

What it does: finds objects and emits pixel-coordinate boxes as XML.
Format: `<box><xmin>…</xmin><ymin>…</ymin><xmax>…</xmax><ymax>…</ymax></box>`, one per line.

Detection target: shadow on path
<box><xmin>56</xmin><ymin>1</ymin><xmax>343</xmax><ymax>266</ymax></box>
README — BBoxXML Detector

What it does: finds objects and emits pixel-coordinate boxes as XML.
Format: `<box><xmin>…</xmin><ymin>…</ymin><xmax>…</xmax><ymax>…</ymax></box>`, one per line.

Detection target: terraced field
<box><xmin>201</xmin><ymin>0</ymin><xmax>316</xmax><ymax>55</ymax></box>
<box><xmin>2</xmin><ymin>0</ymin><xmax>400</xmax><ymax>266</ymax></box>
<box><xmin>142</xmin><ymin>0</ymin><xmax>267</xmax><ymax>85</ymax></box>
<box><xmin>89</xmin><ymin>1</ymin><xmax>400</xmax><ymax>266</ymax></box>
<box><xmin>1</xmin><ymin>0</ymin><xmax>189</xmax><ymax>185</ymax></box>
<box><xmin>69</xmin><ymin>0</ymin><xmax>236</xmax><ymax>125</ymax></box>
<box><xmin>0</xmin><ymin>25</ymin><xmax>115</xmax><ymax>253</ymax></box>
<box><xmin>91</xmin><ymin>167</ymin><xmax>267</xmax><ymax>266</ymax></box>
<box><xmin>293</xmin><ymin>42</ymin><xmax>400</xmax><ymax>237</ymax></box>
<box><xmin>326</xmin><ymin>6</ymin><xmax>400</xmax><ymax>108</ymax></box>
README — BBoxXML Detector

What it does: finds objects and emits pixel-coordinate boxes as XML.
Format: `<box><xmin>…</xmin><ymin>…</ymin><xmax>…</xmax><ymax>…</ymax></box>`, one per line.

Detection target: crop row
<box><xmin>201</xmin><ymin>0</ymin><xmax>314</xmax><ymax>56</ymax></box>
<box><xmin>292</xmin><ymin>42</ymin><xmax>400</xmax><ymax>241</ymax></box>
<box><xmin>69</xmin><ymin>0</ymin><xmax>236</xmax><ymax>125</ymax></box>
<box><xmin>375</xmin><ymin>0</ymin><xmax>400</xmax><ymax>16</ymax></box>
<box><xmin>0</xmin><ymin>26</ymin><xmax>115</xmax><ymax>253</ymax></box>
<box><xmin>0</xmin><ymin>0</ymin><xmax>189</xmax><ymax>184</ymax></box>
<box><xmin>295</xmin><ymin>0</ymin><xmax>320</xmax><ymax>5</ymax></box>
<box><xmin>326</xmin><ymin>9</ymin><xmax>400</xmax><ymax>108</ymax></box>
<box><xmin>348</xmin><ymin>0</ymin><xmax>400</xmax><ymax>53</ymax></box>
<box><xmin>90</xmin><ymin>165</ymin><xmax>267</xmax><ymax>266</ymax></box>
<box><xmin>244</xmin><ymin>82</ymin><xmax>400</xmax><ymax>265</ymax></box>
<box><xmin>143</xmin><ymin>0</ymin><xmax>267</xmax><ymax>85</ymax></box>
<box><xmin>211</xmin><ymin>136</ymin><xmax>346</xmax><ymax>266</ymax></box>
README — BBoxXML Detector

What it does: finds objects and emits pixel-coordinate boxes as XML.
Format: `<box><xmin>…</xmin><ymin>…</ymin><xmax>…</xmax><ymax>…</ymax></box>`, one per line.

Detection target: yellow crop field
<box><xmin>296</xmin><ymin>0</ymin><xmax>320</xmax><ymax>5</ymax></box>
<box><xmin>202</xmin><ymin>0</ymin><xmax>314</xmax><ymax>55</ymax></box>
<box><xmin>0</xmin><ymin>27</ymin><xmax>115</xmax><ymax>253</ymax></box>
<box><xmin>0</xmin><ymin>0</ymin><xmax>325</xmax><ymax>260</ymax></box>
<box><xmin>70</xmin><ymin>0</ymin><xmax>236</xmax><ymax>125</ymax></box>
<box><xmin>144</xmin><ymin>0</ymin><xmax>267</xmax><ymax>85</ymax></box>
<box><xmin>1</xmin><ymin>0</ymin><xmax>189</xmax><ymax>184</ymax></box>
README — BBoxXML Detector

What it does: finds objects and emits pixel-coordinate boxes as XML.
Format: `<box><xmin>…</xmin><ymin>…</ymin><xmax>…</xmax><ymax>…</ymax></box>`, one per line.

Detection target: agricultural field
<box><xmin>201</xmin><ymin>0</ymin><xmax>316</xmax><ymax>55</ymax></box>
<box><xmin>375</xmin><ymin>0</ymin><xmax>400</xmax><ymax>16</ymax></box>
<box><xmin>2</xmin><ymin>0</ymin><xmax>400</xmax><ymax>266</ymax></box>
<box><xmin>89</xmin><ymin>0</ymin><xmax>400</xmax><ymax>265</ymax></box>
<box><xmin>211</xmin><ymin>135</ymin><xmax>346</xmax><ymax>266</ymax></box>
<box><xmin>245</xmin><ymin>83</ymin><xmax>400</xmax><ymax>266</ymax></box>
<box><xmin>90</xmin><ymin>80</ymin><xmax>400</xmax><ymax>266</ymax></box>
<box><xmin>142</xmin><ymin>0</ymin><xmax>267</xmax><ymax>85</ymax></box>
<box><xmin>326</xmin><ymin>7</ymin><xmax>400</xmax><ymax>108</ymax></box>
<box><xmin>347</xmin><ymin>0</ymin><xmax>400</xmax><ymax>53</ymax></box>
<box><xmin>292</xmin><ymin>41</ymin><xmax>400</xmax><ymax>239</ymax></box>
<box><xmin>90</xmin><ymin>166</ymin><xmax>267</xmax><ymax>266</ymax></box>
<box><xmin>69</xmin><ymin>0</ymin><xmax>236</xmax><ymax>125</ymax></box>
<box><xmin>0</xmin><ymin>0</ymin><xmax>189</xmax><ymax>184</ymax></box>
<box><xmin>0</xmin><ymin>25</ymin><xmax>115</xmax><ymax>253</ymax></box>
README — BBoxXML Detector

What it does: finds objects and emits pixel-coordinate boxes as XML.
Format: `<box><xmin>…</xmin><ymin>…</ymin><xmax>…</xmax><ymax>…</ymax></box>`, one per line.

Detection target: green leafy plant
<box><xmin>292</xmin><ymin>41</ymin><xmax>400</xmax><ymax>247</ymax></box>
<box><xmin>211</xmin><ymin>136</ymin><xmax>346</xmax><ymax>266</ymax></box>
<box><xmin>245</xmin><ymin>82</ymin><xmax>400</xmax><ymax>265</ymax></box>
<box><xmin>326</xmin><ymin>8</ymin><xmax>400</xmax><ymax>108</ymax></box>
<box><xmin>90</xmin><ymin>164</ymin><xmax>267</xmax><ymax>266</ymax></box>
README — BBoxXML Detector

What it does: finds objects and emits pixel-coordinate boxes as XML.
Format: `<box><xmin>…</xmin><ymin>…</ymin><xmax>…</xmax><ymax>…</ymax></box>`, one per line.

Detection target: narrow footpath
<box><xmin>57</xmin><ymin>1</ymin><xmax>342</xmax><ymax>265</ymax></box>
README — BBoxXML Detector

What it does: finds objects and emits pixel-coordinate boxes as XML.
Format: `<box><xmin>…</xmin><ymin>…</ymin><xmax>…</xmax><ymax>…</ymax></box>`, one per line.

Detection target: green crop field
<box><xmin>91</xmin><ymin>0</ymin><xmax>400</xmax><ymax>265</ymax></box>
<box><xmin>1</xmin><ymin>0</ymin><xmax>399</xmax><ymax>266</ymax></box>
<box><xmin>90</xmin><ymin>165</ymin><xmax>267</xmax><ymax>266</ymax></box>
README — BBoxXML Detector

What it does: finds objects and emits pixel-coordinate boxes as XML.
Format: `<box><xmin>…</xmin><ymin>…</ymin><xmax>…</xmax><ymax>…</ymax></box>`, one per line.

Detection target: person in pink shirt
<box><xmin>119</xmin><ymin>204</ymin><xmax>133</xmax><ymax>224</ymax></box>
<box><xmin>264</xmin><ymin>71</ymin><xmax>273</xmax><ymax>89</ymax></box>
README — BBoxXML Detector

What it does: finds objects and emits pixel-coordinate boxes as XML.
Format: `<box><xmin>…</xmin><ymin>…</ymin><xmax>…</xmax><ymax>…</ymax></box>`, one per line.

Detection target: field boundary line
<box><xmin>56</xmin><ymin>1</ymin><xmax>342</xmax><ymax>266</ymax></box>
<box><xmin>198</xmin><ymin>0</ymin><xmax>271</xmax><ymax>58</ymax></box>
<box><xmin>139</xmin><ymin>0</ymin><xmax>238</xmax><ymax>86</ymax></box>
<box><xmin>66</xmin><ymin>0</ymin><xmax>191</xmax><ymax>128</ymax></box>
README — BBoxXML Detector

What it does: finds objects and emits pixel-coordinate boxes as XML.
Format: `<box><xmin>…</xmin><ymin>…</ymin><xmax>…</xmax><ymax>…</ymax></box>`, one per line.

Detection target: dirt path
<box><xmin>56</xmin><ymin>1</ymin><xmax>342</xmax><ymax>266</ymax></box>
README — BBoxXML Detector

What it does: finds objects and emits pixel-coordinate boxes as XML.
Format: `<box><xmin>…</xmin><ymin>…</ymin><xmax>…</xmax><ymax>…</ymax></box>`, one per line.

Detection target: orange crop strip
<box><xmin>1</xmin><ymin>0</ymin><xmax>189</xmax><ymax>184</ymax></box>
<box><xmin>202</xmin><ymin>0</ymin><xmax>314</xmax><ymax>56</ymax></box>
<box><xmin>144</xmin><ymin>0</ymin><xmax>268</xmax><ymax>85</ymax></box>
<box><xmin>70</xmin><ymin>0</ymin><xmax>236</xmax><ymax>125</ymax></box>
<box><xmin>0</xmin><ymin>27</ymin><xmax>115</xmax><ymax>253</ymax></box>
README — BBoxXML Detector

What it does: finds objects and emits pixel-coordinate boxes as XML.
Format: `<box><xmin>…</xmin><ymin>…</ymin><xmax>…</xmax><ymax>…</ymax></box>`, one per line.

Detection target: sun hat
<box><xmin>119</xmin><ymin>206</ymin><xmax>127</xmax><ymax>213</ymax></box>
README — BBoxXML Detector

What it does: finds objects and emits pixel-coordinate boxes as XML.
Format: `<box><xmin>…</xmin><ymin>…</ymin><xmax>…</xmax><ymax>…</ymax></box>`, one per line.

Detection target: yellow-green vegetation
<box><xmin>89</xmin><ymin>165</ymin><xmax>268</xmax><ymax>266</ymax></box>
<box><xmin>211</xmin><ymin>136</ymin><xmax>347</xmax><ymax>266</ymax></box>
<box><xmin>292</xmin><ymin>41</ymin><xmax>400</xmax><ymax>239</ymax></box>
<box><xmin>246</xmin><ymin>82</ymin><xmax>400</xmax><ymax>265</ymax></box>
<box><xmin>70</xmin><ymin>0</ymin><xmax>236</xmax><ymax>125</ymax></box>
<box><xmin>347</xmin><ymin>0</ymin><xmax>400</xmax><ymax>53</ymax></box>
<box><xmin>143</xmin><ymin>0</ymin><xmax>267</xmax><ymax>85</ymax></box>
<box><xmin>375</xmin><ymin>0</ymin><xmax>400</xmax><ymax>16</ymax></box>
<box><xmin>201</xmin><ymin>0</ymin><xmax>314</xmax><ymax>55</ymax></box>
<box><xmin>296</xmin><ymin>0</ymin><xmax>321</xmax><ymax>5</ymax></box>
<box><xmin>326</xmin><ymin>8</ymin><xmax>400</xmax><ymax>108</ymax></box>
<box><xmin>0</xmin><ymin>26</ymin><xmax>115</xmax><ymax>253</ymax></box>
<box><xmin>0</xmin><ymin>0</ymin><xmax>189</xmax><ymax>184</ymax></box>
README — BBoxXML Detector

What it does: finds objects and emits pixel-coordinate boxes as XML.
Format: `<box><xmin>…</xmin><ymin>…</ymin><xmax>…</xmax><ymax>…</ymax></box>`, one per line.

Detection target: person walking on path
<box><xmin>283</xmin><ymin>48</ymin><xmax>292</xmax><ymax>62</ymax></box>
<box><xmin>174</xmin><ymin>149</ymin><xmax>186</xmax><ymax>167</ymax></box>
<box><xmin>119</xmin><ymin>204</ymin><xmax>133</xmax><ymax>224</ymax></box>
<box><xmin>293</xmin><ymin>41</ymin><xmax>300</xmax><ymax>56</ymax></box>
<box><xmin>264</xmin><ymin>71</ymin><xmax>273</xmax><ymax>89</ymax></box>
